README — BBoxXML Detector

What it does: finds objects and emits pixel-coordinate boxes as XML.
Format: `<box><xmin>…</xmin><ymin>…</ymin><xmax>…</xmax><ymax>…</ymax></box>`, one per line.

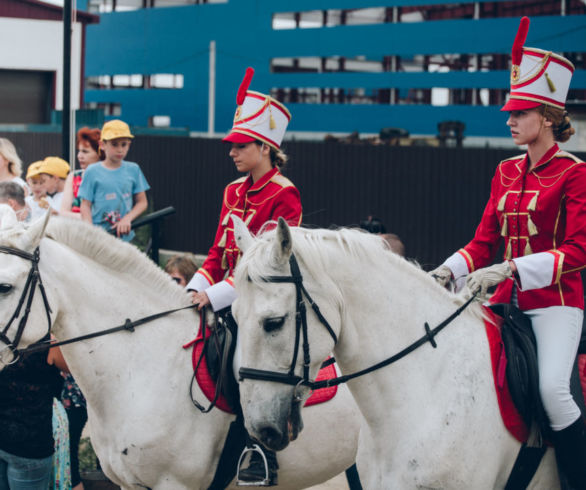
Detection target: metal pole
<box><xmin>62</xmin><ymin>0</ymin><xmax>72</xmax><ymax>163</ymax></box>
<box><xmin>208</xmin><ymin>40</ymin><xmax>216</xmax><ymax>137</ymax></box>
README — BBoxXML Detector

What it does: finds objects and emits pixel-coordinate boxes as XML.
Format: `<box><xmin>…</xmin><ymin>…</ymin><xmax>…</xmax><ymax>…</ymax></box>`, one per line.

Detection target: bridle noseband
<box><xmin>239</xmin><ymin>252</ymin><xmax>477</xmax><ymax>391</ymax></box>
<box><xmin>0</xmin><ymin>245</ymin><xmax>52</xmax><ymax>364</ymax></box>
<box><xmin>239</xmin><ymin>254</ymin><xmax>337</xmax><ymax>390</ymax></box>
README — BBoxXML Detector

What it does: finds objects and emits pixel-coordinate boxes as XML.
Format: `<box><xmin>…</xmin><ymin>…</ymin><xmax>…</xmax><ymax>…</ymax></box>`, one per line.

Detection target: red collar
<box><xmin>525</xmin><ymin>144</ymin><xmax>560</xmax><ymax>173</ymax></box>
<box><xmin>236</xmin><ymin>167</ymin><xmax>280</xmax><ymax>197</ymax></box>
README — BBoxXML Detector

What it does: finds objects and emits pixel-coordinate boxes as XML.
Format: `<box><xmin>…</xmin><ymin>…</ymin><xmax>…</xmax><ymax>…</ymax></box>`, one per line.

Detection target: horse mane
<box><xmin>238</xmin><ymin>225</ymin><xmax>484</xmax><ymax>320</ymax></box>
<box><xmin>45</xmin><ymin>217</ymin><xmax>189</xmax><ymax>304</ymax></box>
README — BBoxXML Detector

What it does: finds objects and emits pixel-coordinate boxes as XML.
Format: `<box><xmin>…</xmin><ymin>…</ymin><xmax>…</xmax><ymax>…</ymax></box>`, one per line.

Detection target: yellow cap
<box><xmin>101</xmin><ymin>119</ymin><xmax>134</xmax><ymax>141</ymax></box>
<box><xmin>26</xmin><ymin>161</ymin><xmax>45</xmax><ymax>179</ymax></box>
<box><xmin>41</xmin><ymin>157</ymin><xmax>70</xmax><ymax>179</ymax></box>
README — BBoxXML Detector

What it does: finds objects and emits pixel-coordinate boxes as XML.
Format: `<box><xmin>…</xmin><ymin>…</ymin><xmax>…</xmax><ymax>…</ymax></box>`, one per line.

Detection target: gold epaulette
<box><xmin>227</xmin><ymin>176</ymin><xmax>247</xmax><ymax>187</ymax></box>
<box><xmin>270</xmin><ymin>174</ymin><xmax>294</xmax><ymax>189</ymax></box>
<box><xmin>556</xmin><ymin>151</ymin><xmax>584</xmax><ymax>164</ymax></box>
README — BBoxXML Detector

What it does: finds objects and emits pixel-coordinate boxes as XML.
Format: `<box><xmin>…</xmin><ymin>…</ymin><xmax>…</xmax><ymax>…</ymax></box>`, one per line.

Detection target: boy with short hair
<box><xmin>39</xmin><ymin>157</ymin><xmax>70</xmax><ymax>212</ymax></box>
<box><xmin>25</xmin><ymin>161</ymin><xmax>54</xmax><ymax>221</ymax></box>
<box><xmin>78</xmin><ymin>119</ymin><xmax>150</xmax><ymax>242</ymax></box>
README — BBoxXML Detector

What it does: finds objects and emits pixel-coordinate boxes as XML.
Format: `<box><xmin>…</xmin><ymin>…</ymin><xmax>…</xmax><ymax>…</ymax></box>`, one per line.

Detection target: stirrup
<box><xmin>236</xmin><ymin>444</ymin><xmax>270</xmax><ymax>487</ymax></box>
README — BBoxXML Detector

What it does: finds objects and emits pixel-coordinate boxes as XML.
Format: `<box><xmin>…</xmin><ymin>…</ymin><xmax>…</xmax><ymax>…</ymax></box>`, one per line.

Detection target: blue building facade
<box><xmin>84</xmin><ymin>0</ymin><xmax>586</xmax><ymax>140</ymax></box>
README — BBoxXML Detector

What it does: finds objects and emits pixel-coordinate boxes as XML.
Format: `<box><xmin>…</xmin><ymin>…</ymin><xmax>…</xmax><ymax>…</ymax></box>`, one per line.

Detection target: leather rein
<box><xmin>239</xmin><ymin>253</ymin><xmax>477</xmax><ymax>390</ymax></box>
<box><xmin>0</xmin><ymin>244</ymin><xmax>197</xmax><ymax>364</ymax></box>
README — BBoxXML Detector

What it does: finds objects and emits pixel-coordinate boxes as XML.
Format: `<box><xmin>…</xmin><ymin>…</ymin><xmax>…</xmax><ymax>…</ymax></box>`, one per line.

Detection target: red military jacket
<box><xmin>447</xmin><ymin>144</ymin><xmax>586</xmax><ymax>310</ymax></box>
<box><xmin>187</xmin><ymin>167</ymin><xmax>302</xmax><ymax>310</ymax></box>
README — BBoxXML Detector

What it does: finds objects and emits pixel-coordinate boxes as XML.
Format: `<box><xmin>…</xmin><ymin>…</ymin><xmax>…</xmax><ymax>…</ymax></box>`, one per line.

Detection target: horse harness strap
<box><xmin>21</xmin><ymin>303</ymin><xmax>199</xmax><ymax>356</ymax></box>
<box><xmin>239</xmin><ymin>253</ymin><xmax>477</xmax><ymax>390</ymax></box>
<box><xmin>0</xmin><ymin>245</ymin><xmax>52</xmax><ymax>358</ymax></box>
<box><xmin>0</xmin><ymin>240</ymin><xmax>199</xmax><ymax>359</ymax></box>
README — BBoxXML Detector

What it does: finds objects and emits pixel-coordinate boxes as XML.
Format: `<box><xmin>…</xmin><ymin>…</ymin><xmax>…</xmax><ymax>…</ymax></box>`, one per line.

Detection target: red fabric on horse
<box><xmin>183</xmin><ymin>327</ymin><xmax>338</xmax><ymax>415</ymax></box>
<box><xmin>483</xmin><ymin>306</ymin><xmax>529</xmax><ymax>443</ymax></box>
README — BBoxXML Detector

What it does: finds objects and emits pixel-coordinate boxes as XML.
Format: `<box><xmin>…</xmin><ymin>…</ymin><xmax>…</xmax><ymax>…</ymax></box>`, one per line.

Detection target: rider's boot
<box><xmin>238</xmin><ymin>445</ymin><xmax>278</xmax><ymax>486</ymax></box>
<box><xmin>554</xmin><ymin>417</ymin><xmax>586</xmax><ymax>489</ymax></box>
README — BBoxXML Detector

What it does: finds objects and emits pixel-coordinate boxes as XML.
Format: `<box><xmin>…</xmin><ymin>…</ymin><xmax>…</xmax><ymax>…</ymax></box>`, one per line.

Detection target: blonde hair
<box><xmin>0</xmin><ymin>138</ymin><xmax>23</xmax><ymax>178</ymax></box>
<box><xmin>541</xmin><ymin>106</ymin><xmax>575</xmax><ymax>143</ymax></box>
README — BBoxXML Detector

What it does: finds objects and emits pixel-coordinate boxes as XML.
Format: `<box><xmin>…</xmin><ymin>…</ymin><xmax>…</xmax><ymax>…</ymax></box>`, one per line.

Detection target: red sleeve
<box><xmin>461</xmin><ymin>169</ymin><xmax>503</xmax><ymax>271</ymax></box>
<box><xmin>271</xmin><ymin>186</ymin><xmax>302</xmax><ymax>226</ymax></box>
<box><xmin>557</xmin><ymin>163</ymin><xmax>586</xmax><ymax>274</ymax></box>
<box><xmin>199</xmin><ymin>188</ymin><xmax>231</xmax><ymax>285</ymax></box>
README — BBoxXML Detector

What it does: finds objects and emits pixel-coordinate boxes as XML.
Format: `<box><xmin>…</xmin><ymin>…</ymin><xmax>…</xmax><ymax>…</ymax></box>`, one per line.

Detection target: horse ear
<box><xmin>232</xmin><ymin>215</ymin><xmax>254</xmax><ymax>253</ymax></box>
<box><xmin>23</xmin><ymin>210</ymin><xmax>51</xmax><ymax>250</ymax></box>
<box><xmin>272</xmin><ymin>217</ymin><xmax>293</xmax><ymax>264</ymax></box>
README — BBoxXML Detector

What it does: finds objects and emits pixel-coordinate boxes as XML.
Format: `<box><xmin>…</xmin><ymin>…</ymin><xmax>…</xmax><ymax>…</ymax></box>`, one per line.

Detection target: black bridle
<box><xmin>0</xmin><ymin>243</ymin><xmax>197</xmax><ymax>364</ymax></box>
<box><xmin>239</xmin><ymin>253</ymin><xmax>477</xmax><ymax>391</ymax></box>
<box><xmin>0</xmin><ymin>245</ymin><xmax>53</xmax><ymax>363</ymax></box>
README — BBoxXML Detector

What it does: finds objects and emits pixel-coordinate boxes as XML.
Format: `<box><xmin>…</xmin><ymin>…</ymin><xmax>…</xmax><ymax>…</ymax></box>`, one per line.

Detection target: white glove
<box><xmin>466</xmin><ymin>262</ymin><xmax>512</xmax><ymax>298</ymax></box>
<box><xmin>429</xmin><ymin>265</ymin><xmax>453</xmax><ymax>288</ymax></box>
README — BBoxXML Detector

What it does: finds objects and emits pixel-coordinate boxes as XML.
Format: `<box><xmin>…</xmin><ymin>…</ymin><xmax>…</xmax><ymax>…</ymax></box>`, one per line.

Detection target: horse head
<box><xmin>232</xmin><ymin>216</ymin><xmax>342</xmax><ymax>451</ymax></box>
<box><xmin>0</xmin><ymin>206</ymin><xmax>53</xmax><ymax>367</ymax></box>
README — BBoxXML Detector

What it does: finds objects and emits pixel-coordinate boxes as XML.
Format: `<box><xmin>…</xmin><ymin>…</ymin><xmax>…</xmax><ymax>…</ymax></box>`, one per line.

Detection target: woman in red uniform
<box><xmin>431</xmin><ymin>17</ymin><xmax>585</xmax><ymax>487</ymax></box>
<box><xmin>187</xmin><ymin>68</ymin><xmax>301</xmax><ymax>486</ymax></box>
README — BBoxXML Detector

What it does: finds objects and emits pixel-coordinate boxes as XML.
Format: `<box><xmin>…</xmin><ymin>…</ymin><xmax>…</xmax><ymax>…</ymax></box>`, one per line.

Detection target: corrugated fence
<box><xmin>4</xmin><ymin>131</ymin><xmax>585</xmax><ymax>269</ymax></box>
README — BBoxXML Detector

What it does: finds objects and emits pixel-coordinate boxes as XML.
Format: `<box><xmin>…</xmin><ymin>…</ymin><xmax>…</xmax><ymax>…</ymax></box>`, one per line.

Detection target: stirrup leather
<box><xmin>236</xmin><ymin>444</ymin><xmax>271</xmax><ymax>487</ymax></box>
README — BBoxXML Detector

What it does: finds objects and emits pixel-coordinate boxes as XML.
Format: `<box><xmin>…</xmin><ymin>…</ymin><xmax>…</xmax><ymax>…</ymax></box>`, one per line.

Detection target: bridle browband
<box><xmin>0</xmin><ymin>243</ymin><xmax>197</xmax><ymax>363</ymax></box>
<box><xmin>0</xmin><ymin>245</ymin><xmax>52</xmax><ymax>363</ymax></box>
<box><xmin>238</xmin><ymin>253</ymin><xmax>477</xmax><ymax>391</ymax></box>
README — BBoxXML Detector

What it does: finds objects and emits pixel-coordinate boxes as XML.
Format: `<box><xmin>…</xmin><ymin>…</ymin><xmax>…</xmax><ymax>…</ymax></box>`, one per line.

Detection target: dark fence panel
<box><xmin>3</xmin><ymin>131</ymin><xmax>584</xmax><ymax>269</ymax></box>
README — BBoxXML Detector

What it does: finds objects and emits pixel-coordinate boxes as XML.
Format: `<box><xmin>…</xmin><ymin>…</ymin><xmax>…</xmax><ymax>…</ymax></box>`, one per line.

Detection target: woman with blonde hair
<box><xmin>0</xmin><ymin>138</ymin><xmax>27</xmax><ymax>193</ymax></box>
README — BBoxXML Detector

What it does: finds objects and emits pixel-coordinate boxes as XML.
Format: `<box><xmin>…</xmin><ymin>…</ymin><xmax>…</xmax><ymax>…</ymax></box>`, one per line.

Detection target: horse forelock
<box><xmin>44</xmin><ymin>218</ymin><xmax>190</xmax><ymax>304</ymax></box>
<box><xmin>237</xmin><ymin>225</ymin><xmax>484</xmax><ymax>322</ymax></box>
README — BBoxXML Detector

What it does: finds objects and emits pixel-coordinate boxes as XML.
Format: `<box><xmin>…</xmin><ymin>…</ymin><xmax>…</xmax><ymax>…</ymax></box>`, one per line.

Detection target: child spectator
<box><xmin>40</xmin><ymin>157</ymin><xmax>70</xmax><ymax>212</ymax></box>
<box><xmin>0</xmin><ymin>181</ymin><xmax>30</xmax><ymax>222</ymax></box>
<box><xmin>164</xmin><ymin>254</ymin><xmax>198</xmax><ymax>287</ymax></box>
<box><xmin>60</xmin><ymin>127</ymin><xmax>103</xmax><ymax>218</ymax></box>
<box><xmin>0</xmin><ymin>137</ymin><xmax>28</xmax><ymax>194</ymax></box>
<box><xmin>78</xmin><ymin>119</ymin><xmax>149</xmax><ymax>242</ymax></box>
<box><xmin>25</xmin><ymin>161</ymin><xmax>54</xmax><ymax>221</ymax></box>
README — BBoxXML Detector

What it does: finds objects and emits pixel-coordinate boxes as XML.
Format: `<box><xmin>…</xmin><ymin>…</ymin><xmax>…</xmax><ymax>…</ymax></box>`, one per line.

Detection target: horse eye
<box><xmin>263</xmin><ymin>316</ymin><xmax>286</xmax><ymax>333</ymax></box>
<box><xmin>0</xmin><ymin>284</ymin><xmax>13</xmax><ymax>294</ymax></box>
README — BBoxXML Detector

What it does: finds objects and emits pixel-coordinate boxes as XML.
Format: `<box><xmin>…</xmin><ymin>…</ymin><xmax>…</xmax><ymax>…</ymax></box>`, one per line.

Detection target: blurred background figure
<box><xmin>360</xmin><ymin>216</ymin><xmax>405</xmax><ymax>256</ymax></box>
<box><xmin>60</xmin><ymin>127</ymin><xmax>102</xmax><ymax>218</ymax></box>
<box><xmin>164</xmin><ymin>253</ymin><xmax>198</xmax><ymax>287</ymax></box>
<box><xmin>380</xmin><ymin>233</ymin><xmax>405</xmax><ymax>257</ymax></box>
<box><xmin>39</xmin><ymin>157</ymin><xmax>70</xmax><ymax>212</ymax></box>
<box><xmin>359</xmin><ymin>215</ymin><xmax>386</xmax><ymax>234</ymax></box>
<box><xmin>0</xmin><ymin>181</ymin><xmax>30</xmax><ymax>222</ymax></box>
<box><xmin>0</xmin><ymin>138</ymin><xmax>28</xmax><ymax>194</ymax></box>
<box><xmin>25</xmin><ymin>161</ymin><xmax>54</xmax><ymax>221</ymax></box>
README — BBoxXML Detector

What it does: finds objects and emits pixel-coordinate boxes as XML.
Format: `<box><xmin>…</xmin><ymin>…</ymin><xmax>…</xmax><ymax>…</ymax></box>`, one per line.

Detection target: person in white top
<box><xmin>0</xmin><ymin>138</ymin><xmax>28</xmax><ymax>195</ymax></box>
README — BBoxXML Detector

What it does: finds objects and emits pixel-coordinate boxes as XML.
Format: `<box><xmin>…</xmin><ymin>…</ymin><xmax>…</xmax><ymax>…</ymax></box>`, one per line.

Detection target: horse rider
<box><xmin>430</xmin><ymin>16</ymin><xmax>586</xmax><ymax>489</ymax></box>
<box><xmin>187</xmin><ymin>67</ymin><xmax>302</xmax><ymax>486</ymax></box>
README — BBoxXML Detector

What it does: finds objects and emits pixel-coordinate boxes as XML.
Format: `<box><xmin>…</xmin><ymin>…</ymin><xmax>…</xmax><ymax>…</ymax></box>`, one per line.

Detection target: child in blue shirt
<box><xmin>78</xmin><ymin>120</ymin><xmax>149</xmax><ymax>242</ymax></box>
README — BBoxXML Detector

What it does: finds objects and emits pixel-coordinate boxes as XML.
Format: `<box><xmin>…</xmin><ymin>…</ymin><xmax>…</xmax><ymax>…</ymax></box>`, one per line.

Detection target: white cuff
<box><xmin>444</xmin><ymin>252</ymin><xmax>469</xmax><ymax>292</ymax></box>
<box><xmin>205</xmin><ymin>280</ymin><xmax>237</xmax><ymax>312</ymax></box>
<box><xmin>186</xmin><ymin>272</ymin><xmax>212</xmax><ymax>292</ymax></box>
<box><xmin>512</xmin><ymin>252</ymin><xmax>556</xmax><ymax>291</ymax></box>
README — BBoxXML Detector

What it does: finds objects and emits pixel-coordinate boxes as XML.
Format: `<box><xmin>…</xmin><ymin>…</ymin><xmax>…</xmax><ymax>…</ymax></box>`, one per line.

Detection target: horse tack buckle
<box><xmin>236</xmin><ymin>444</ymin><xmax>270</xmax><ymax>487</ymax></box>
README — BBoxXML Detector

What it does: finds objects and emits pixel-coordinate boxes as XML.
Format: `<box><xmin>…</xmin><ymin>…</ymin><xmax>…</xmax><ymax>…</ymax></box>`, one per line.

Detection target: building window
<box><xmin>86</xmin><ymin>74</ymin><xmax>184</xmax><ymax>90</ymax></box>
<box><xmin>149</xmin><ymin>115</ymin><xmax>171</xmax><ymax>127</ymax></box>
<box><xmin>272</xmin><ymin>2</ymin><xmax>585</xmax><ymax>29</ymax></box>
<box><xmin>86</xmin><ymin>102</ymin><xmax>122</xmax><ymax>116</ymax></box>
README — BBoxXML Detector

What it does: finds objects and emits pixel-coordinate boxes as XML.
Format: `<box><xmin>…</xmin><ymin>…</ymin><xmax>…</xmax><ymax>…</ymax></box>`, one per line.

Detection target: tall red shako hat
<box><xmin>222</xmin><ymin>67</ymin><xmax>291</xmax><ymax>151</ymax></box>
<box><xmin>501</xmin><ymin>16</ymin><xmax>574</xmax><ymax>111</ymax></box>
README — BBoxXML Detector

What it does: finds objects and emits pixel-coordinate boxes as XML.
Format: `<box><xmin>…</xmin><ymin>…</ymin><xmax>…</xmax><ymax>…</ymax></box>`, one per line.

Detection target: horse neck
<box><xmin>39</xmin><ymin>237</ymin><xmax>198</xmax><ymax>414</ymax></box>
<box><xmin>329</xmin><ymin>255</ymin><xmax>483</xmax><ymax>427</ymax></box>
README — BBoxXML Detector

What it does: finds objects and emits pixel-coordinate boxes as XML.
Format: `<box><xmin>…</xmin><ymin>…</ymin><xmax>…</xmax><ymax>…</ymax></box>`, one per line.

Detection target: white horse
<box><xmin>0</xmin><ymin>207</ymin><xmax>360</xmax><ymax>490</ymax></box>
<box><xmin>231</xmin><ymin>216</ymin><xmax>560</xmax><ymax>489</ymax></box>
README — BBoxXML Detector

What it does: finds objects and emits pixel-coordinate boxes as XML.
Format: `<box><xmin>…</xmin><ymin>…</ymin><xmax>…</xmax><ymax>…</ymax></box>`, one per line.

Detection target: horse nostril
<box><xmin>258</xmin><ymin>426</ymin><xmax>283</xmax><ymax>449</ymax></box>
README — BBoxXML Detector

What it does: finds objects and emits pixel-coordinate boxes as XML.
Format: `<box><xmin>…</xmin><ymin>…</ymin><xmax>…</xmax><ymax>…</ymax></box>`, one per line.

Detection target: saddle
<box><xmin>488</xmin><ymin>304</ymin><xmax>551</xmax><ymax>444</ymax></box>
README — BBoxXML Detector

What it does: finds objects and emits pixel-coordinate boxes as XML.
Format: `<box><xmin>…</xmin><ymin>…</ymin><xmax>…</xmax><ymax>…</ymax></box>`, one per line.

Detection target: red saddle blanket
<box><xmin>183</xmin><ymin>327</ymin><xmax>338</xmax><ymax>414</ymax></box>
<box><xmin>483</xmin><ymin>306</ymin><xmax>586</xmax><ymax>443</ymax></box>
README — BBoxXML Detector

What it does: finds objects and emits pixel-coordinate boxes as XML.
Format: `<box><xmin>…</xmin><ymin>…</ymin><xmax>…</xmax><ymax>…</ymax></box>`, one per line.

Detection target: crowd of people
<box><xmin>0</xmin><ymin>14</ymin><xmax>585</xmax><ymax>490</ymax></box>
